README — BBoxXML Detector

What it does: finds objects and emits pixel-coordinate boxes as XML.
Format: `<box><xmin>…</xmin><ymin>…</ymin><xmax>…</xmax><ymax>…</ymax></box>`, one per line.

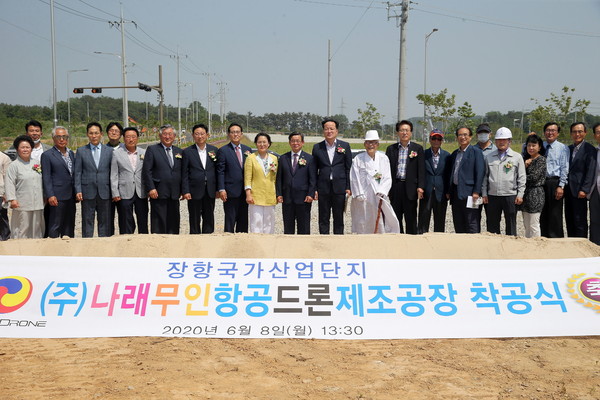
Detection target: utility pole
<box><xmin>339</xmin><ymin>97</ymin><xmax>347</xmax><ymax>117</ymax></box>
<box><xmin>202</xmin><ymin>73</ymin><xmax>213</xmax><ymax>134</ymax></box>
<box><xmin>327</xmin><ymin>39</ymin><xmax>332</xmax><ymax>117</ymax></box>
<box><xmin>171</xmin><ymin>48</ymin><xmax>187</xmax><ymax>135</ymax></box>
<box><xmin>50</xmin><ymin>0</ymin><xmax>58</xmax><ymax>127</ymax></box>
<box><xmin>109</xmin><ymin>4</ymin><xmax>135</xmax><ymax>127</ymax></box>
<box><xmin>217</xmin><ymin>81</ymin><xmax>227</xmax><ymax>131</ymax></box>
<box><xmin>388</xmin><ymin>1</ymin><xmax>409</xmax><ymax>122</ymax></box>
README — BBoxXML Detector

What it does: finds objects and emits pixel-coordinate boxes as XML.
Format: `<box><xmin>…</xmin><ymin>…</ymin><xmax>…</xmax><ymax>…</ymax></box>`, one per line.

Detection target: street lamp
<box><xmin>67</xmin><ymin>69</ymin><xmax>88</xmax><ymax>126</ymax></box>
<box><xmin>423</xmin><ymin>28</ymin><xmax>438</xmax><ymax>142</ymax></box>
<box><xmin>94</xmin><ymin>51</ymin><xmax>128</xmax><ymax>127</ymax></box>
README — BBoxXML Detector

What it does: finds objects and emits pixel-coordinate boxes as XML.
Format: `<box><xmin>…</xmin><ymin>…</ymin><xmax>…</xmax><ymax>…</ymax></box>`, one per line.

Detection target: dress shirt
<box><xmin>478</xmin><ymin>142</ymin><xmax>496</xmax><ymax>157</ymax></box>
<box><xmin>162</xmin><ymin>144</ymin><xmax>173</xmax><ymax>167</ymax></box>
<box><xmin>571</xmin><ymin>141</ymin><xmax>583</xmax><ymax>160</ymax></box>
<box><xmin>543</xmin><ymin>140</ymin><xmax>569</xmax><ymax>187</ymax></box>
<box><xmin>92</xmin><ymin>144</ymin><xmax>101</xmax><ymax>167</ymax></box>
<box><xmin>453</xmin><ymin>145</ymin><xmax>469</xmax><ymax>185</ymax></box>
<box><xmin>127</xmin><ymin>148</ymin><xmax>138</xmax><ymax>170</ymax></box>
<box><xmin>432</xmin><ymin>150</ymin><xmax>440</xmax><ymax>170</ymax></box>
<box><xmin>397</xmin><ymin>142</ymin><xmax>410</xmax><ymax>179</ymax></box>
<box><xmin>31</xmin><ymin>145</ymin><xmax>44</xmax><ymax>162</ymax></box>
<box><xmin>325</xmin><ymin>140</ymin><xmax>336</xmax><ymax>180</ymax></box>
<box><xmin>196</xmin><ymin>144</ymin><xmax>207</xmax><ymax>168</ymax></box>
<box><xmin>57</xmin><ymin>147</ymin><xmax>73</xmax><ymax>175</ymax></box>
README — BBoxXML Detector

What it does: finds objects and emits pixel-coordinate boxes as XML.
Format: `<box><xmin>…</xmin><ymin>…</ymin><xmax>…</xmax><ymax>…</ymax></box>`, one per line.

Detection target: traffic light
<box><xmin>138</xmin><ymin>82</ymin><xmax>152</xmax><ymax>92</ymax></box>
<box><xmin>73</xmin><ymin>88</ymin><xmax>84</xmax><ymax>94</ymax></box>
<box><xmin>91</xmin><ymin>88</ymin><xmax>102</xmax><ymax>94</ymax></box>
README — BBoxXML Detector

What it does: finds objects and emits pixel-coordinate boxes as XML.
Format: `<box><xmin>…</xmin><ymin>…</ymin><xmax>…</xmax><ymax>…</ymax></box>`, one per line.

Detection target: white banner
<box><xmin>0</xmin><ymin>256</ymin><xmax>599</xmax><ymax>339</ymax></box>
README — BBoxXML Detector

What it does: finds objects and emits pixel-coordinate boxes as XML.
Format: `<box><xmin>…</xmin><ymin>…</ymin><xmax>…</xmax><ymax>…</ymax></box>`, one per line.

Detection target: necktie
<box><xmin>292</xmin><ymin>153</ymin><xmax>298</xmax><ymax>172</ymax></box>
<box><xmin>236</xmin><ymin>146</ymin><xmax>243</xmax><ymax>167</ymax></box>
<box><xmin>93</xmin><ymin>145</ymin><xmax>100</xmax><ymax>168</ymax></box>
<box><xmin>166</xmin><ymin>147</ymin><xmax>173</xmax><ymax>167</ymax></box>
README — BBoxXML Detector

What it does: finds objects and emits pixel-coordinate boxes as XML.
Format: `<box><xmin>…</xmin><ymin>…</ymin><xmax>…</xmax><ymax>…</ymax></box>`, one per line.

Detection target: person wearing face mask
<box><xmin>475</xmin><ymin>123</ymin><xmax>496</xmax><ymax>156</ymax></box>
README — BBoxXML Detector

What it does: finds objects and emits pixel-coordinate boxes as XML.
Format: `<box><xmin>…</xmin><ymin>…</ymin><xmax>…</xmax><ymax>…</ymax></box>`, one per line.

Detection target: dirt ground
<box><xmin>1</xmin><ymin>233</ymin><xmax>599</xmax><ymax>400</ymax></box>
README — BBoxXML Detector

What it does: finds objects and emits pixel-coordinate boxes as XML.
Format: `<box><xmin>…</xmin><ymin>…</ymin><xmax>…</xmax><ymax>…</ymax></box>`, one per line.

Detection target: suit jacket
<box><xmin>74</xmin><ymin>143</ymin><xmax>113</xmax><ymax>200</ymax></box>
<box><xmin>216</xmin><ymin>142</ymin><xmax>252</xmax><ymax>198</ymax></box>
<box><xmin>423</xmin><ymin>148</ymin><xmax>450</xmax><ymax>202</ymax></box>
<box><xmin>142</xmin><ymin>143</ymin><xmax>183</xmax><ymax>200</ymax></box>
<box><xmin>276</xmin><ymin>150</ymin><xmax>317</xmax><ymax>204</ymax></box>
<box><xmin>41</xmin><ymin>146</ymin><xmax>75</xmax><ymax>201</ymax></box>
<box><xmin>182</xmin><ymin>143</ymin><xmax>218</xmax><ymax>199</ymax></box>
<box><xmin>244</xmin><ymin>152</ymin><xmax>278</xmax><ymax>206</ymax></box>
<box><xmin>110</xmin><ymin>146</ymin><xmax>146</xmax><ymax>200</ymax></box>
<box><xmin>567</xmin><ymin>141</ymin><xmax>597</xmax><ymax>197</ymax></box>
<box><xmin>385</xmin><ymin>141</ymin><xmax>426</xmax><ymax>201</ymax></box>
<box><xmin>311</xmin><ymin>139</ymin><xmax>352</xmax><ymax>195</ymax></box>
<box><xmin>445</xmin><ymin>145</ymin><xmax>485</xmax><ymax>201</ymax></box>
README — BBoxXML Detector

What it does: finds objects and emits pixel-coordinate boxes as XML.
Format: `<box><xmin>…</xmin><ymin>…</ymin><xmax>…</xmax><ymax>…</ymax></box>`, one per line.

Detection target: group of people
<box><xmin>0</xmin><ymin>118</ymin><xmax>598</xmax><ymax>245</ymax></box>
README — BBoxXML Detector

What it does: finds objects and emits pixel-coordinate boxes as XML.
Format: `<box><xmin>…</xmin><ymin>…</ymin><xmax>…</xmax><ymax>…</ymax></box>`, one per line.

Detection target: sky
<box><xmin>1</xmin><ymin>0</ymin><xmax>599</xmax><ymax>126</ymax></box>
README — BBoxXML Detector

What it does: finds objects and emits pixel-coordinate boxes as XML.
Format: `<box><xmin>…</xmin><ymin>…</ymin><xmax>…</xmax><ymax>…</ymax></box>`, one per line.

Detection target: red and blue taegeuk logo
<box><xmin>0</xmin><ymin>276</ymin><xmax>33</xmax><ymax>313</ymax></box>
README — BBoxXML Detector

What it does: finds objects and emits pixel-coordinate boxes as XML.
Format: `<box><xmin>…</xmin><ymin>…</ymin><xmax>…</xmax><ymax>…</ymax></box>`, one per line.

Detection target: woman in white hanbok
<box><xmin>4</xmin><ymin>135</ymin><xmax>45</xmax><ymax>239</ymax></box>
<box><xmin>350</xmin><ymin>130</ymin><xmax>400</xmax><ymax>234</ymax></box>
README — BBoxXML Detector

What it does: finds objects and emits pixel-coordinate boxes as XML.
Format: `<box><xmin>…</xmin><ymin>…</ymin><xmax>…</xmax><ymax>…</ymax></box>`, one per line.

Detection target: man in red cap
<box><xmin>418</xmin><ymin>129</ymin><xmax>450</xmax><ymax>233</ymax></box>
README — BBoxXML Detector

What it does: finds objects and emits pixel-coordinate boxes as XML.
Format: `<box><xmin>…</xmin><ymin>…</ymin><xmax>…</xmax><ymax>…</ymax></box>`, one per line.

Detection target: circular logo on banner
<box><xmin>0</xmin><ymin>276</ymin><xmax>33</xmax><ymax>314</ymax></box>
<box><xmin>567</xmin><ymin>273</ymin><xmax>600</xmax><ymax>313</ymax></box>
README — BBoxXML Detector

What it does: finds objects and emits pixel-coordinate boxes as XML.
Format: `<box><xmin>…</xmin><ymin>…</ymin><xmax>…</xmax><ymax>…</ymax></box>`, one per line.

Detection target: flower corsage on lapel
<box><xmin>336</xmin><ymin>146</ymin><xmax>346</xmax><ymax>154</ymax></box>
<box><xmin>409</xmin><ymin>150</ymin><xmax>418</xmax><ymax>159</ymax></box>
<box><xmin>208</xmin><ymin>151</ymin><xmax>217</xmax><ymax>162</ymax></box>
<box><xmin>32</xmin><ymin>164</ymin><xmax>42</xmax><ymax>174</ymax></box>
<box><xmin>373</xmin><ymin>172</ymin><xmax>382</xmax><ymax>183</ymax></box>
<box><xmin>269</xmin><ymin>160</ymin><xmax>278</xmax><ymax>173</ymax></box>
<box><xmin>244</xmin><ymin>150</ymin><xmax>251</xmax><ymax>157</ymax></box>
<box><xmin>139</xmin><ymin>153</ymin><xmax>144</xmax><ymax>160</ymax></box>
<box><xmin>175</xmin><ymin>153</ymin><xmax>182</xmax><ymax>160</ymax></box>
<box><xmin>298</xmin><ymin>157</ymin><xmax>307</xmax><ymax>167</ymax></box>
<box><xmin>503</xmin><ymin>161</ymin><xmax>513</xmax><ymax>173</ymax></box>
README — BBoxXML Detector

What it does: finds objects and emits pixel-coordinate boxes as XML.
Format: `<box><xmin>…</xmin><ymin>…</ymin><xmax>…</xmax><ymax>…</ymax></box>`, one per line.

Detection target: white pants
<box><xmin>10</xmin><ymin>209</ymin><xmax>45</xmax><ymax>239</ymax></box>
<box><xmin>248</xmin><ymin>204</ymin><xmax>275</xmax><ymax>234</ymax></box>
<box><xmin>522</xmin><ymin>211</ymin><xmax>541</xmax><ymax>238</ymax></box>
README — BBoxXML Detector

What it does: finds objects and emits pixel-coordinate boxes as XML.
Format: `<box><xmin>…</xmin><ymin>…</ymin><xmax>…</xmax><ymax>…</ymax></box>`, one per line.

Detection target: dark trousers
<box><xmin>223</xmin><ymin>195</ymin><xmax>248</xmax><ymax>233</ymax></box>
<box><xmin>109</xmin><ymin>201</ymin><xmax>117</xmax><ymax>236</ymax></box>
<box><xmin>0</xmin><ymin>208</ymin><xmax>10</xmax><ymax>241</ymax></box>
<box><xmin>117</xmin><ymin>194</ymin><xmax>149</xmax><ymax>234</ymax></box>
<box><xmin>81</xmin><ymin>196</ymin><xmax>112</xmax><ymax>238</ymax></box>
<box><xmin>451</xmin><ymin>187</ymin><xmax>480</xmax><ymax>234</ymax></box>
<box><xmin>418</xmin><ymin>191</ymin><xmax>447</xmax><ymax>233</ymax></box>
<box><xmin>150</xmin><ymin>198</ymin><xmax>180</xmax><ymax>234</ymax></box>
<box><xmin>317</xmin><ymin>181</ymin><xmax>345</xmax><ymax>234</ymax></box>
<box><xmin>589</xmin><ymin>188</ymin><xmax>600</xmax><ymax>245</ymax></box>
<box><xmin>565</xmin><ymin>187</ymin><xmax>588</xmax><ymax>238</ymax></box>
<box><xmin>390</xmin><ymin>180</ymin><xmax>417</xmax><ymax>234</ymax></box>
<box><xmin>540</xmin><ymin>177</ymin><xmax>564</xmax><ymax>238</ymax></box>
<box><xmin>188</xmin><ymin>195</ymin><xmax>215</xmax><ymax>234</ymax></box>
<box><xmin>47</xmin><ymin>198</ymin><xmax>76</xmax><ymax>238</ymax></box>
<box><xmin>282</xmin><ymin>202</ymin><xmax>311</xmax><ymax>234</ymax></box>
<box><xmin>486</xmin><ymin>195</ymin><xmax>517</xmax><ymax>236</ymax></box>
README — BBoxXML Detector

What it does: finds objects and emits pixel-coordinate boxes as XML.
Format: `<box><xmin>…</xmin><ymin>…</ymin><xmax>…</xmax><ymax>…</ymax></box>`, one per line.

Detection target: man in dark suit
<box><xmin>74</xmin><ymin>122</ymin><xmax>113</xmax><ymax>237</ymax></box>
<box><xmin>565</xmin><ymin>122</ymin><xmax>597</xmax><ymax>238</ymax></box>
<box><xmin>312</xmin><ymin>118</ymin><xmax>352</xmax><ymax>234</ymax></box>
<box><xmin>216</xmin><ymin>123</ymin><xmax>252</xmax><ymax>233</ymax></box>
<box><xmin>589</xmin><ymin>122</ymin><xmax>600</xmax><ymax>245</ymax></box>
<box><xmin>110</xmin><ymin>127</ymin><xmax>148</xmax><ymax>235</ymax></box>
<box><xmin>182</xmin><ymin>123</ymin><xmax>218</xmax><ymax>234</ymax></box>
<box><xmin>142</xmin><ymin>124</ymin><xmax>183</xmax><ymax>234</ymax></box>
<box><xmin>276</xmin><ymin>132</ymin><xmax>317</xmax><ymax>234</ymax></box>
<box><xmin>386</xmin><ymin>120</ymin><xmax>425</xmax><ymax>234</ymax></box>
<box><xmin>41</xmin><ymin>126</ymin><xmax>76</xmax><ymax>238</ymax></box>
<box><xmin>418</xmin><ymin>129</ymin><xmax>450</xmax><ymax>233</ymax></box>
<box><xmin>445</xmin><ymin>126</ymin><xmax>485</xmax><ymax>234</ymax></box>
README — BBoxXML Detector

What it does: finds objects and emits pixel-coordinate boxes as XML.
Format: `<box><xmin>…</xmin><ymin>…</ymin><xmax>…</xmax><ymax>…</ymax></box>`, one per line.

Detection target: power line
<box><xmin>332</xmin><ymin>0</ymin><xmax>377</xmax><ymax>58</ymax></box>
<box><xmin>37</xmin><ymin>0</ymin><xmax>108</xmax><ymax>23</ymax></box>
<box><xmin>78</xmin><ymin>0</ymin><xmax>120</xmax><ymax>19</ymax></box>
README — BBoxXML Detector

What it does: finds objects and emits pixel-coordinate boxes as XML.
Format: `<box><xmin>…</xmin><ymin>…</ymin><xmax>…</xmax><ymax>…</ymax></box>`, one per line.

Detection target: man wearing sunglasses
<box><xmin>418</xmin><ymin>129</ymin><xmax>450</xmax><ymax>233</ymax></box>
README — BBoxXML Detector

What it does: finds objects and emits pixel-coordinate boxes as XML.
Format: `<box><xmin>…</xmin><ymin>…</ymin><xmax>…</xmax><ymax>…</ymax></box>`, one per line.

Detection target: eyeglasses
<box><xmin>430</xmin><ymin>137</ymin><xmax>442</xmax><ymax>141</ymax></box>
<box><xmin>54</xmin><ymin>135</ymin><xmax>69</xmax><ymax>140</ymax></box>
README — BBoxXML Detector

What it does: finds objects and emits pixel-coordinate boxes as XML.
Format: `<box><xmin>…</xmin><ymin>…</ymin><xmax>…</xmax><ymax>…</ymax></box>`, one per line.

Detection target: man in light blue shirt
<box><xmin>540</xmin><ymin>122</ymin><xmax>569</xmax><ymax>238</ymax></box>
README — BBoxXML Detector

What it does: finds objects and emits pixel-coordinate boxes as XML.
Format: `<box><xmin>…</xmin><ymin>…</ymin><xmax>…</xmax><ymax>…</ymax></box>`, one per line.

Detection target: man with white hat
<box><xmin>350</xmin><ymin>130</ymin><xmax>400</xmax><ymax>233</ymax></box>
<box><xmin>482</xmin><ymin>127</ymin><xmax>526</xmax><ymax>236</ymax></box>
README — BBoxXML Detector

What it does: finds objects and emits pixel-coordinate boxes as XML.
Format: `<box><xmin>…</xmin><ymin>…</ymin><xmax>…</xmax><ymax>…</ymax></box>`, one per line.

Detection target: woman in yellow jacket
<box><xmin>244</xmin><ymin>133</ymin><xmax>278</xmax><ymax>233</ymax></box>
